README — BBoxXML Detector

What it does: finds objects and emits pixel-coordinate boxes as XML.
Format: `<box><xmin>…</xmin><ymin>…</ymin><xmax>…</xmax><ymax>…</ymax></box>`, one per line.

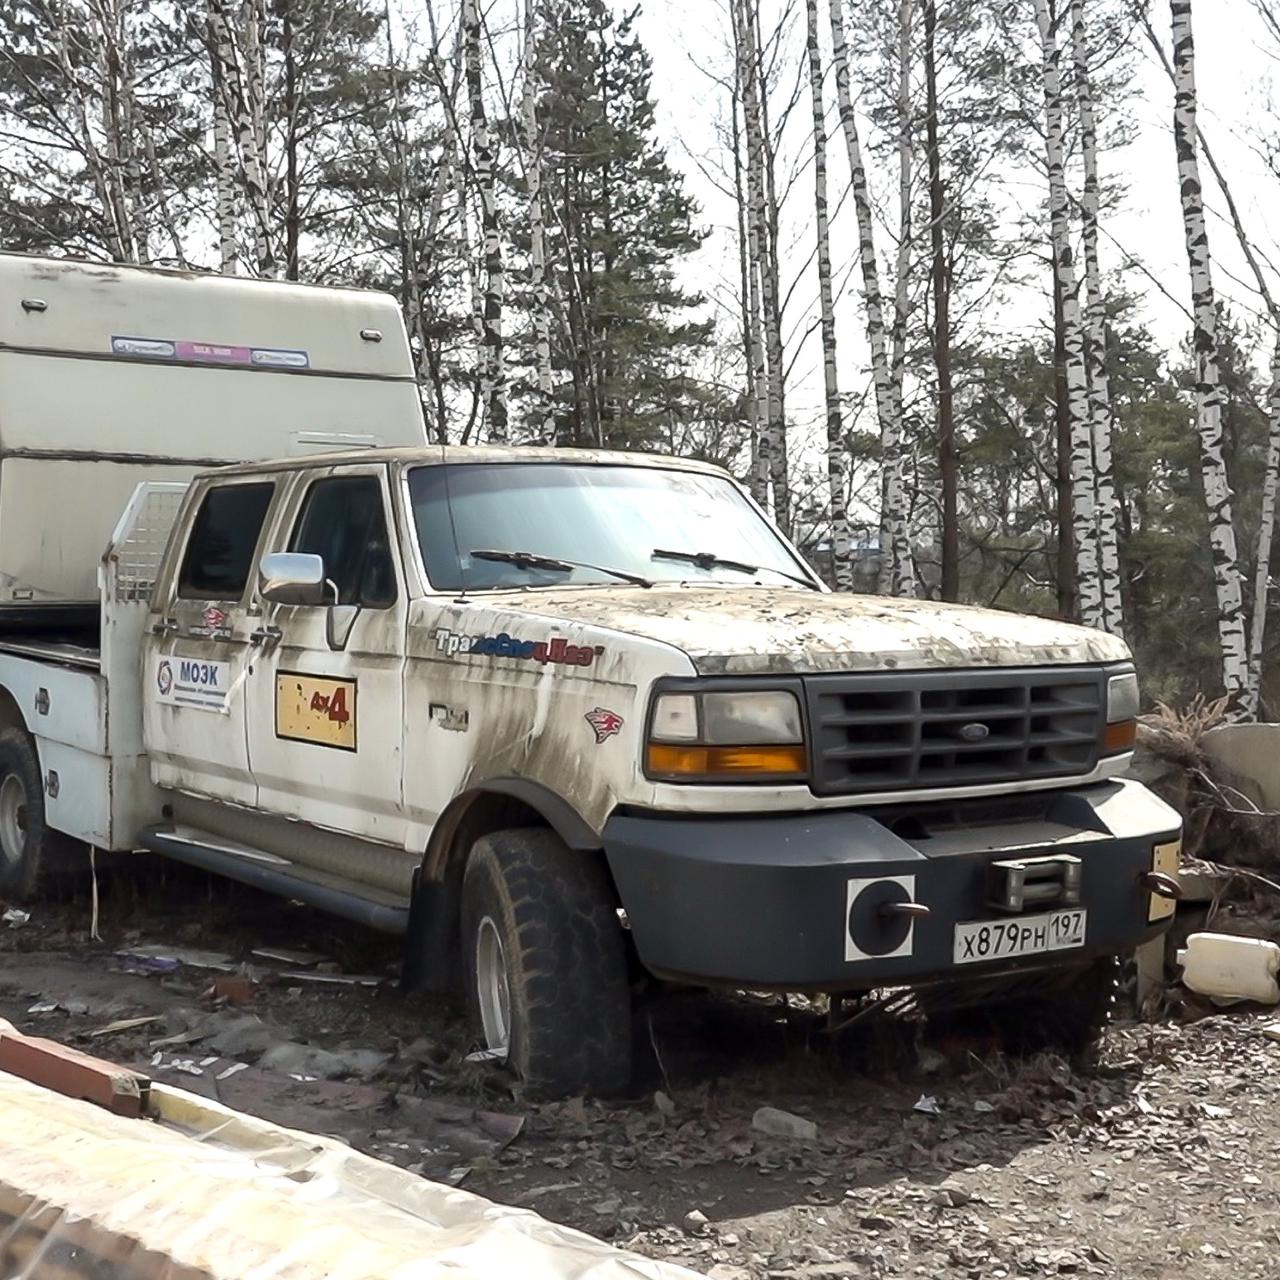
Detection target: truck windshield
<box><xmin>407</xmin><ymin>462</ymin><xmax>816</xmax><ymax>592</ymax></box>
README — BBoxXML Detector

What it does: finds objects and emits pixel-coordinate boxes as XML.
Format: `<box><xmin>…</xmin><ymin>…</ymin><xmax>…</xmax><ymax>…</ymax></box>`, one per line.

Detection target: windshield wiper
<box><xmin>651</xmin><ymin>547</ymin><xmax>821</xmax><ymax>591</ymax></box>
<box><xmin>470</xmin><ymin>548</ymin><xmax>653</xmax><ymax>588</ymax></box>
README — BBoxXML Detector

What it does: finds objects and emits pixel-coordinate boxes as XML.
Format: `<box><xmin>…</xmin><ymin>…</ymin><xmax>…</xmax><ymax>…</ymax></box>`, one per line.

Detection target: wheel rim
<box><xmin>0</xmin><ymin>774</ymin><xmax>27</xmax><ymax>871</ymax></box>
<box><xmin>475</xmin><ymin>915</ymin><xmax>512</xmax><ymax>1056</ymax></box>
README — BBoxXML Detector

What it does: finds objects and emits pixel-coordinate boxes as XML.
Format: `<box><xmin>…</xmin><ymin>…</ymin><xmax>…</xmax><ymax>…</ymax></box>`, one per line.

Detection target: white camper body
<box><xmin>0</xmin><ymin>255</ymin><xmax>424</xmax><ymax>605</ymax></box>
<box><xmin>0</xmin><ymin>253</ymin><xmax>428</xmax><ymax>851</ymax></box>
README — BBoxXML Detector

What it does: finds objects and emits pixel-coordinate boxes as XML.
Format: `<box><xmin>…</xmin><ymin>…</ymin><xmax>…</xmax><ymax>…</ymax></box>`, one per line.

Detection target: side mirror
<box><xmin>259</xmin><ymin>552</ymin><xmax>330</xmax><ymax>606</ymax></box>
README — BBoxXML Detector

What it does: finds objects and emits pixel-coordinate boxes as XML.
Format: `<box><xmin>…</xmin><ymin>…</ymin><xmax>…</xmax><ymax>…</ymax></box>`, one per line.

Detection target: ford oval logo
<box><xmin>959</xmin><ymin>721</ymin><xmax>990</xmax><ymax>742</ymax></box>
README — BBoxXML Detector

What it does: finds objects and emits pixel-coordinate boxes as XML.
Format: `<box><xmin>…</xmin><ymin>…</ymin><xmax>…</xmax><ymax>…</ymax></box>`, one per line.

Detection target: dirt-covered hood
<box><xmin>503</xmin><ymin>586</ymin><xmax>1130</xmax><ymax>675</ymax></box>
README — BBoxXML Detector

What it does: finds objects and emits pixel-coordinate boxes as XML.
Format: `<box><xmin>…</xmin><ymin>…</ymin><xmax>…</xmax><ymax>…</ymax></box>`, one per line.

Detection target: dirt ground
<box><xmin>4</xmin><ymin>863</ymin><xmax>1280</xmax><ymax>1280</ymax></box>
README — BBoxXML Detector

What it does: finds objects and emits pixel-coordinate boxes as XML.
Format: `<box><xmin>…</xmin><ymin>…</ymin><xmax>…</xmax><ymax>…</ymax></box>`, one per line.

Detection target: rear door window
<box><xmin>177</xmin><ymin>483</ymin><xmax>274</xmax><ymax>601</ymax></box>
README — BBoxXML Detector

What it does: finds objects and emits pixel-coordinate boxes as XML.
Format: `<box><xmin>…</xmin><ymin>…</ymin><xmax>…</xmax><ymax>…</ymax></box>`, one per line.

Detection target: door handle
<box><xmin>150</xmin><ymin>619</ymin><xmax>178</xmax><ymax>637</ymax></box>
<box><xmin>250</xmin><ymin>625</ymin><xmax>283</xmax><ymax>648</ymax></box>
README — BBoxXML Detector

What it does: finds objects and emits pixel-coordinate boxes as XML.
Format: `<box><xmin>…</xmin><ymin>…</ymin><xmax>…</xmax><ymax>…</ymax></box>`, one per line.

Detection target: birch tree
<box><xmin>521</xmin><ymin>0</ymin><xmax>553</xmax><ymax>438</ymax></box>
<box><xmin>1145</xmin><ymin>9</ymin><xmax>1278</xmax><ymax>709</ymax></box>
<box><xmin>729</xmin><ymin>2</ymin><xmax>770</xmax><ymax>506</ymax></box>
<box><xmin>1070</xmin><ymin>0</ymin><xmax>1123</xmax><ymax>637</ymax></box>
<box><xmin>805</xmin><ymin>0</ymin><xmax>853</xmax><ymax>589</ymax></box>
<box><xmin>208</xmin><ymin>0</ymin><xmax>275</xmax><ymax>277</ymax></box>
<box><xmin>829</xmin><ymin>0</ymin><xmax>915</xmax><ymax>596</ymax></box>
<box><xmin>735</xmin><ymin>0</ymin><xmax>789</xmax><ymax>535</ymax></box>
<box><xmin>1168</xmin><ymin>0</ymin><xmax>1249</xmax><ymax>704</ymax></box>
<box><xmin>463</xmin><ymin>0</ymin><xmax>507</xmax><ymax>441</ymax></box>
<box><xmin>1033</xmin><ymin>0</ymin><xmax>1101</xmax><ymax>627</ymax></box>
<box><xmin>211</xmin><ymin>59</ymin><xmax>239</xmax><ymax>274</ymax></box>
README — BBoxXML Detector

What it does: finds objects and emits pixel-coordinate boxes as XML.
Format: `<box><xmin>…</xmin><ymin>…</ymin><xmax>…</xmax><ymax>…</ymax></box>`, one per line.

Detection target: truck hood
<box><xmin>504</xmin><ymin>586</ymin><xmax>1129</xmax><ymax>675</ymax></box>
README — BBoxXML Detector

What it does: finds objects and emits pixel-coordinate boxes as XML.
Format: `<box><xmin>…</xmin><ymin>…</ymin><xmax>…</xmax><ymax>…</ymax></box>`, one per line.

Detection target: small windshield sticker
<box><xmin>585</xmin><ymin>708</ymin><xmax>624</xmax><ymax>743</ymax></box>
<box><xmin>433</xmin><ymin>628</ymin><xmax>603</xmax><ymax>668</ymax></box>
<box><xmin>111</xmin><ymin>336</ymin><xmax>310</xmax><ymax>370</ymax></box>
<box><xmin>153</xmin><ymin>656</ymin><xmax>231</xmax><ymax>713</ymax></box>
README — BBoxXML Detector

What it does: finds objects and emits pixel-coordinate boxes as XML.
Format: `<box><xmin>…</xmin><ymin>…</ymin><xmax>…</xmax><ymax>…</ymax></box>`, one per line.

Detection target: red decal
<box><xmin>309</xmin><ymin>686</ymin><xmax>352</xmax><ymax>725</ymax></box>
<box><xmin>585</xmin><ymin>707</ymin><xmax>624</xmax><ymax>744</ymax></box>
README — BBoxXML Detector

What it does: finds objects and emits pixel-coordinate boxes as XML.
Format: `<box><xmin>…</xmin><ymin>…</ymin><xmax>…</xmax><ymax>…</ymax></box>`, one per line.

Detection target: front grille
<box><xmin>805</xmin><ymin>667</ymin><xmax>1106</xmax><ymax>796</ymax></box>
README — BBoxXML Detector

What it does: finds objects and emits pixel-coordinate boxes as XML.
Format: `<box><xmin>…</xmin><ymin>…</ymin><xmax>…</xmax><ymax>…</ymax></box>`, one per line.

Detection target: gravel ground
<box><xmin>3</xmin><ymin>863</ymin><xmax>1279</xmax><ymax>1280</ymax></box>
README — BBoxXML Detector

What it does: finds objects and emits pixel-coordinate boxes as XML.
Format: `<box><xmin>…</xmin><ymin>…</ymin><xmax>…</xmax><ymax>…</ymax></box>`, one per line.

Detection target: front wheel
<box><xmin>461</xmin><ymin>827</ymin><xmax>632</xmax><ymax>1098</ymax></box>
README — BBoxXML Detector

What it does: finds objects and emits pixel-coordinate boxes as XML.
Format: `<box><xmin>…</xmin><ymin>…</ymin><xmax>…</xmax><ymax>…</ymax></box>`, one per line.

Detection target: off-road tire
<box><xmin>924</xmin><ymin>954</ymin><xmax>1121</xmax><ymax>1065</ymax></box>
<box><xmin>461</xmin><ymin>827</ymin><xmax>632</xmax><ymax>1099</ymax></box>
<box><xmin>0</xmin><ymin>728</ymin><xmax>65</xmax><ymax>902</ymax></box>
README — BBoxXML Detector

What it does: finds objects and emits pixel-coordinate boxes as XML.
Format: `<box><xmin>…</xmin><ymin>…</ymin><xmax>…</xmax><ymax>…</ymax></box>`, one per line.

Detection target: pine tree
<box><xmin>533</xmin><ymin>0</ymin><xmax>711</xmax><ymax>450</ymax></box>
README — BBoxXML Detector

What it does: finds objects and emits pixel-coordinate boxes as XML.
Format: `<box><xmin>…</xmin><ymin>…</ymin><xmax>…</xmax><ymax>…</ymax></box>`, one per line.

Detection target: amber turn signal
<box><xmin>646</xmin><ymin>742</ymin><xmax>807</xmax><ymax>780</ymax></box>
<box><xmin>1104</xmin><ymin>719</ymin><xmax>1137</xmax><ymax>753</ymax></box>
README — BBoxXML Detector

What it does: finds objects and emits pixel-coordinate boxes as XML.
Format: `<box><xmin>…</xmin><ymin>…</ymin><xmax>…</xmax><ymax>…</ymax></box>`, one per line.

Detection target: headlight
<box><xmin>647</xmin><ymin>689</ymin><xmax>806</xmax><ymax>781</ymax></box>
<box><xmin>1104</xmin><ymin>670</ymin><xmax>1139</xmax><ymax>754</ymax></box>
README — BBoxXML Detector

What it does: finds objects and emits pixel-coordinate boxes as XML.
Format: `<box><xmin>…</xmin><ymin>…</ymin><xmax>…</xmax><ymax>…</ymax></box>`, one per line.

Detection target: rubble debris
<box><xmin>751</xmin><ymin>1106</ymin><xmax>818</xmax><ymax>1142</ymax></box>
<box><xmin>1179</xmin><ymin>932</ymin><xmax>1280</xmax><ymax>1004</ymax></box>
<box><xmin>683</xmin><ymin>1208</ymin><xmax>710</xmax><ymax>1233</ymax></box>
<box><xmin>2</xmin><ymin>907</ymin><xmax>30</xmax><ymax>927</ymax></box>
<box><xmin>464</xmin><ymin>1046</ymin><xmax>508</xmax><ymax>1064</ymax></box>
<box><xmin>250</xmin><ymin>946</ymin><xmax>331</xmax><ymax>967</ymax></box>
<box><xmin>277</xmin><ymin>970</ymin><xmax>385</xmax><ymax>987</ymax></box>
<box><xmin>0</xmin><ymin>1022</ymin><xmax>147</xmax><ymax>1118</ymax></box>
<box><xmin>912</xmin><ymin>1094</ymin><xmax>942</xmax><ymax>1115</ymax></box>
<box><xmin>88</xmin><ymin>1015</ymin><xmax>162</xmax><ymax>1039</ymax></box>
<box><xmin>210</xmin><ymin>975</ymin><xmax>255</xmax><ymax>1005</ymax></box>
<box><xmin>117</xmin><ymin>944</ymin><xmax>235</xmax><ymax>972</ymax></box>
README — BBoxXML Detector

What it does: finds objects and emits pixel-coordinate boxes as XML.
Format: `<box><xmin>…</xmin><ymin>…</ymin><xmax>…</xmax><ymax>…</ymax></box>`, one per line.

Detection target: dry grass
<box><xmin>1138</xmin><ymin>693</ymin><xmax>1230</xmax><ymax>764</ymax></box>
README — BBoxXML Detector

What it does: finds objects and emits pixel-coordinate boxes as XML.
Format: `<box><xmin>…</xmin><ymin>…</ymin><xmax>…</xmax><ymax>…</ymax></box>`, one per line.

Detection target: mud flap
<box><xmin>401</xmin><ymin>866</ymin><xmax>455</xmax><ymax>994</ymax></box>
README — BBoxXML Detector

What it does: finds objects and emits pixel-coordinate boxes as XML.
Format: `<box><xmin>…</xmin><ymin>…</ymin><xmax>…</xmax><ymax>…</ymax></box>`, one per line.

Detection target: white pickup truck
<box><xmin>0</xmin><ymin>256</ymin><xmax>1182</xmax><ymax>1098</ymax></box>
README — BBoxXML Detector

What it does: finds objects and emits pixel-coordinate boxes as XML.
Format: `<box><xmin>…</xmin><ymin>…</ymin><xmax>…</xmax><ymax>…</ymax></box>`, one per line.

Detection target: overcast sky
<box><xmin>628</xmin><ymin>0</ymin><xmax>1280</xmax><ymax>453</ymax></box>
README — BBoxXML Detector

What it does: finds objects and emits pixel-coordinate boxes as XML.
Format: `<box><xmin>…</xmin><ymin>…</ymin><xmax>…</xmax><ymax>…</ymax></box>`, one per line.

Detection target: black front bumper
<box><xmin>603</xmin><ymin>779</ymin><xmax>1180</xmax><ymax>990</ymax></box>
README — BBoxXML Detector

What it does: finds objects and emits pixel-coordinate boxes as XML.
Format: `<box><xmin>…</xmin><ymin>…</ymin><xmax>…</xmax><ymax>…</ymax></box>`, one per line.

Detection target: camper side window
<box><xmin>178</xmin><ymin>483</ymin><xmax>275</xmax><ymax>601</ymax></box>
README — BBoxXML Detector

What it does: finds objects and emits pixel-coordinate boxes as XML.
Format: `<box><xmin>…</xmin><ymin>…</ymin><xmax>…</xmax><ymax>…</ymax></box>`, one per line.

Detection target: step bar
<box><xmin>140</xmin><ymin>825</ymin><xmax>410</xmax><ymax>934</ymax></box>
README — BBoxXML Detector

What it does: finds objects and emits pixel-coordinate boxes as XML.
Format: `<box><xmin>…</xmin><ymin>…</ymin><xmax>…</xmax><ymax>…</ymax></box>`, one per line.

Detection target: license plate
<box><xmin>953</xmin><ymin>909</ymin><xmax>1087</xmax><ymax>965</ymax></box>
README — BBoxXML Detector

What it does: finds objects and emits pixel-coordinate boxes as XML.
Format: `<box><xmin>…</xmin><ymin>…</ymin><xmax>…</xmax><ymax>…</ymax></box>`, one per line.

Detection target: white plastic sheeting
<box><xmin>0</xmin><ymin>1070</ymin><xmax>704</xmax><ymax>1280</ymax></box>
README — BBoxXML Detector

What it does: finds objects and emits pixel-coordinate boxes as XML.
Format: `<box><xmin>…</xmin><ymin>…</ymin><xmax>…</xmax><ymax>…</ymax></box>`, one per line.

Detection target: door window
<box><xmin>178</xmin><ymin>482</ymin><xmax>274</xmax><ymax>601</ymax></box>
<box><xmin>289</xmin><ymin>475</ymin><xmax>396</xmax><ymax>608</ymax></box>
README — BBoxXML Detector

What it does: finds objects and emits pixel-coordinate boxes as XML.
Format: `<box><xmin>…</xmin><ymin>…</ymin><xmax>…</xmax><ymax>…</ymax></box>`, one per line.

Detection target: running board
<box><xmin>139</xmin><ymin>825</ymin><xmax>410</xmax><ymax>935</ymax></box>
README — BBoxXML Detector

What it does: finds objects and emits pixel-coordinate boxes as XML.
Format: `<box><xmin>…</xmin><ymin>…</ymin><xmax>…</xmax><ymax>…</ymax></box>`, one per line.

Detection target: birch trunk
<box><xmin>1251</xmin><ymin>345</ymin><xmax>1280</xmax><ymax>714</ymax></box>
<box><xmin>522</xmin><ymin>0</ymin><xmax>553</xmax><ymax>439</ymax></box>
<box><xmin>885</xmin><ymin>0</ymin><xmax>917</xmax><ymax>598</ymax></box>
<box><xmin>1070</xmin><ymin>0</ymin><xmax>1124</xmax><ymax>638</ymax></box>
<box><xmin>209</xmin><ymin>0</ymin><xmax>275</xmax><ymax>277</ymax></box>
<box><xmin>1169</xmin><ymin>0</ymin><xmax>1249</xmax><ymax>704</ymax></box>
<box><xmin>829</xmin><ymin>0</ymin><xmax>907</xmax><ymax>595</ymax></box>
<box><xmin>729</xmin><ymin>49</ymin><xmax>768</xmax><ymax>508</ymax></box>
<box><xmin>463</xmin><ymin>0</ymin><xmax>507</xmax><ymax>442</ymax></box>
<box><xmin>1034</xmin><ymin>0</ymin><xmax>1100</xmax><ymax>626</ymax></box>
<box><xmin>210</xmin><ymin>31</ymin><xmax>239</xmax><ymax>274</ymax></box>
<box><xmin>806</xmin><ymin>0</ymin><xmax>853</xmax><ymax>589</ymax></box>
<box><xmin>733</xmin><ymin>0</ymin><xmax>771</xmax><ymax>510</ymax></box>
<box><xmin>738</xmin><ymin>0</ymin><xmax>788</xmax><ymax>533</ymax></box>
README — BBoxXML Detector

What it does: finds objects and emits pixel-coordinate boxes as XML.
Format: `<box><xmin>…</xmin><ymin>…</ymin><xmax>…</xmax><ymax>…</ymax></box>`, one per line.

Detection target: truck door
<box><xmin>244</xmin><ymin>467</ymin><xmax>409</xmax><ymax>846</ymax></box>
<box><xmin>144</xmin><ymin>479</ymin><xmax>278</xmax><ymax>807</ymax></box>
